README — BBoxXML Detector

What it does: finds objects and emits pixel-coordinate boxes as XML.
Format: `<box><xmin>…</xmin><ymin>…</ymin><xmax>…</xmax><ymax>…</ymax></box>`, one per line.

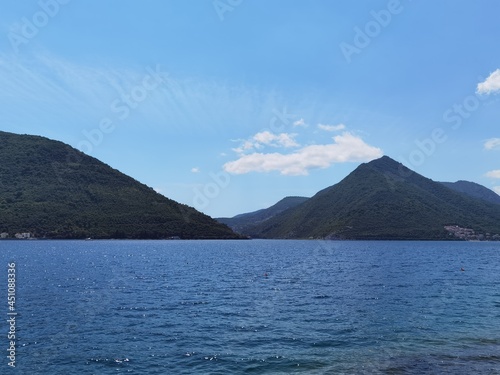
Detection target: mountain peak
<box><xmin>0</xmin><ymin>131</ymin><xmax>242</xmax><ymax>239</ymax></box>
<box><xmin>365</xmin><ymin>155</ymin><xmax>407</xmax><ymax>172</ymax></box>
<box><xmin>240</xmin><ymin>155</ymin><xmax>500</xmax><ymax>240</ymax></box>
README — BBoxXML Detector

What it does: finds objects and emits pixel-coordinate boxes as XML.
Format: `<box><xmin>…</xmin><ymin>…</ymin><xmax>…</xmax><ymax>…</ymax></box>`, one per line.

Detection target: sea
<box><xmin>1</xmin><ymin>239</ymin><xmax>499</xmax><ymax>374</ymax></box>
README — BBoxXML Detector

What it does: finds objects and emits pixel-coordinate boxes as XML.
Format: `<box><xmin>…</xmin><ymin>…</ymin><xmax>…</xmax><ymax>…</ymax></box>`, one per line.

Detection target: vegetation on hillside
<box><xmin>217</xmin><ymin>196</ymin><xmax>309</xmax><ymax>233</ymax></box>
<box><xmin>245</xmin><ymin>156</ymin><xmax>500</xmax><ymax>240</ymax></box>
<box><xmin>0</xmin><ymin>131</ymin><xmax>241</xmax><ymax>239</ymax></box>
<box><xmin>440</xmin><ymin>181</ymin><xmax>500</xmax><ymax>205</ymax></box>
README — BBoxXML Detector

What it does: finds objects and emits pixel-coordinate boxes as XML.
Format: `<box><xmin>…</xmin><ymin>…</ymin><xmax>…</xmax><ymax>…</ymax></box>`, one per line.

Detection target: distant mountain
<box><xmin>0</xmin><ymin>131</ymin><xmax>241</xmax><ymax>239</ymax></box>
<box><xmin>245</xmin><ymin>156</ymin><xmax>500</xmax><ymax>240</ymax></box>
<box><xmin>440</xmin><ymin>181</ymin><xmax>500</xmax><ymax>205</ymax></box>
<box><xmin>217</xmin><ymin>196</ymin><xmax>309</xmax><ymax>233</ymax></box>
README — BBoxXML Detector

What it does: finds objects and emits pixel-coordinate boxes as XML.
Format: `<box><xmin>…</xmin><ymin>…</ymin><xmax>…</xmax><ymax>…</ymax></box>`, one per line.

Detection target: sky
<box><xmin>0</xmin><ymin>0</ymin><xmax>500</xmax><ymax>218</ymax></box>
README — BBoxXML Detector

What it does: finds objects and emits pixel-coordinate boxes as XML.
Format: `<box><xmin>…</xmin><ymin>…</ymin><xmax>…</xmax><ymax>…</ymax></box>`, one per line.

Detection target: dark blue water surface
<box><xmin>1</xmin><ymin>240</ymin><xmax>500</xmax><ymax>374</ymax></box>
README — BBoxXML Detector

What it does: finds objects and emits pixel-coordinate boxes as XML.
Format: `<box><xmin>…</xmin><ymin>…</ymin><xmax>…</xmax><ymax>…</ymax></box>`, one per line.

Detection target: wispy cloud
<box><xmin>224</xmin><ymin>132</ymin><xmax>382</xmax><ymax>176</ymax></box>
<box><xmin>232</xmin><ymin>131</ymin><xmax>299</xmax><ymax>154</ymax></box>
<box><xmin>191</xmin><ymin>167</ymin><xmax>200</xmax><ymax>173</ymax></box>
<box><xmin>0</xmin><ymin>52</ymin><xmax>282</xmax><ymax>141</ymax></box>
<box><xmin>253</xmin><ymin>131</ymin><xmax>299</xmax><ymax>148</ymax></box>
<box><xmin>318</xmin><ymin>123</ymin><xmax>346</xmax><ymax>132</ymax></box>
<box><xmin>0</xmin><ymin>52</ymin><xmax>177</xmax><ymax>141</ymax></box>
<box><xmin>485</xmin><ymin>170</ymin><xmax>500</xmax><ymax>179</ymax></box>
<box><xmin>0</xmin><ymin>53</ymin><xmax>143</xmax><ymax>111</ymax></box>
<box><xmin>293</xmin><ymin>118</ymin><xmax>307</xmax><ymax>127</ymax></box>
<box><xmin>477</xmin><ymin>69</ymin><xmax>500</xmax><ymax>95</ymax></box>
<box><xmin>484</xmin><ymin>138</ymin><xmax>500</xmax><ymax>150</ymax></box>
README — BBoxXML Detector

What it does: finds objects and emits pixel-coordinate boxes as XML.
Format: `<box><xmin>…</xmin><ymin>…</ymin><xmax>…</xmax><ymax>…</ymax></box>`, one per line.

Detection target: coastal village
<box><xmin>1</xmin><ymin>229</ymin><xmax>500</xmax><ymax>241</ymax></box>
<box><xmin>1</xmin><ymin>232</ymin><xmax>33</xmax><ymax>239</ymax></box>
<box><xmin>444</xmin><ymin>225</ymin><xmax>500</xmax><ymax>241</ymax></box>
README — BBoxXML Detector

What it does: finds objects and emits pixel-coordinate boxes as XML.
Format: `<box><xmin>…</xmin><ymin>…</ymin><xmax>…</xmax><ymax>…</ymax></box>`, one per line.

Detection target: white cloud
<box><xmin>477</xmin><ymin>69</ymin><xmax>500</xmax><ymax>95</ymax></box>
<box><xmin>223</xmin><ymin>132</ymin><xmax>383</xmax><ymax>176</ymax></box>
<box><xmin>293</xmin><ymin>118</ymin><xmax>307</xmax><ymax>127</ymax></box>
<box><xmin>253</xmin><ymin>131</ymin><xmax>299</xmax><ymax>148</ymax></box>
<box><xmin>318</xmin><ymin>123</ymin><xmax>346</xmax><ymax>132</ymax></box>
<box><xmin>485</xmin><ymin>170</ymin><xmax>500</xmax><ymax>179</ymax></box>
<box><xmin>231</xmin><ymin>140</ymin><xmax>255</xmax><ymax>154</ymax></box>
<box><xmin>493</xmin><ymin>186</ymin><xmax>500</xmax><ymax>195</ymax></box>
<box><xmin>484</xmin><ymin>138</ymin><xmax>500</xmax><ymax>150</ymax></box>
<box><xmin>191</xmin><ymin>167</ymin><xmax>200</xmax><ymax>173</ymax></box>
<box><xmin>232</xmin><ymin>131</ymin><xmax>299</xmax><ymax>154</ymax></box>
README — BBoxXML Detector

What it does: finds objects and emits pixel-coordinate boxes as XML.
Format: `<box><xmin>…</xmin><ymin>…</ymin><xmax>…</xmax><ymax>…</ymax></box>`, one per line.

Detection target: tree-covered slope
<box><xmin>247</xmin><ymin>156</ymin><xmax>500</xmax><ymax>240</ymax></box>
<box><xmin>440</xmin><ymin>180</ymin><xmax>500</xmax><ymax>205</ymax></box>
<box><xmin>0</xmin><ymin>131</ymin><xmax>241</xmax><ymax>239</ymax></box>
<box><xmin>217</xmin><ymin>196</ymin><xmax>309</xmax><ymax>233</ymax></box>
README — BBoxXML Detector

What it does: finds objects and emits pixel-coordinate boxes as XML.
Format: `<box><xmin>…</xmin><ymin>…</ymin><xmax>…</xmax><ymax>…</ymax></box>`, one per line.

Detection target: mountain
<box><xmin>0</xmin><ymin>131</ymin><xmax>241</xmax><ymax>239</ymax></box>
<box><xmin>440</xmin><ymin>181</ymin><xmax>500</xmax><ymax>205</ymax></box>
<box><xmin>217</xmin><ymin>196</ymin><xmax>309</xmax><ymax>233</ymax></box>
<box><xmin>245</xmin><ymin>156</ymin><xmax>500</xmax><ymax>240</ymax></box>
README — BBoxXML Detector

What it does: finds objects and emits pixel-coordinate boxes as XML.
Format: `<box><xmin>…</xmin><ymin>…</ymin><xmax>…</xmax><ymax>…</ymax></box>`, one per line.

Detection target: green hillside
<box><xmin>247</xmin><ymin>156</ymin><xmax>500</xmax><ymax>240</ymax></box>
<box><xmin>217</xmin><ymin>196</ymin><xmax>309</xmax><ymax>233</ymax></box>
<box><xmin>0</xmin><ymin>131</ymin><xmax>241</xmax><ymax>239</ymax></box>
<box><xmin>440</xmin><ymin>180</ymin><xmax>500</xmax><ymax>205</ymax></box>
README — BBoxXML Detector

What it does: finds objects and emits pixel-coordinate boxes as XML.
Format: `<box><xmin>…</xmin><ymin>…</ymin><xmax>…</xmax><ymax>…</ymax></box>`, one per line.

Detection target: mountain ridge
<box><xmin>238</xmin><ymin>156</ymin><xmax>500</xmax><ymax>240</ymax></box>
<box><xmin>440</xmin><ymin>180</ymin><xmax>500</xmax><ymax>205</ymax></box>
<box><xmin>217</xmin><ymin>196</ymin><xmax>309</xmax><ymax>233</ymax></box>
<box><xmin>0</xmin><ymin>131</ymin><xmax>242</xmax><ymax>239</ymax></box>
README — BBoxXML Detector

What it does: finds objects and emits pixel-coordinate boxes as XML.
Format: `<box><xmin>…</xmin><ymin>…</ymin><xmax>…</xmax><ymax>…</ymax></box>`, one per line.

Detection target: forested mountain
<box><xmin>217</xmin><ymin>196</ymin><xmax>309</xmax><ymax>233</ymax></box>
<box><xmin>243</xmin><ymin>156</ymin><xmax>500</xmax><ymax>240</ymax></box>
<box><xmin>0</xmin><ymin>131</ymin><xmax>241</xmax><ymax>239</ymax></box>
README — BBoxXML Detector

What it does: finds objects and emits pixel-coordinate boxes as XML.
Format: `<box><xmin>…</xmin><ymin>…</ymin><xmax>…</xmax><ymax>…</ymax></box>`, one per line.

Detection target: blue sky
<box><xmin>1</xmin><ymin>0</ymin><xmax>500</xmax><ymax>217</ymax></box>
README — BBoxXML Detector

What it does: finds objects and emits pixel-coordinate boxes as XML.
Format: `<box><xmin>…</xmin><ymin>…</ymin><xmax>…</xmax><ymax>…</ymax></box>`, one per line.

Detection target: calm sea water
<box><xmin>0</xmin><ymin>240</ymin><xmax>499</xmax><ymax>374</ymax></box>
